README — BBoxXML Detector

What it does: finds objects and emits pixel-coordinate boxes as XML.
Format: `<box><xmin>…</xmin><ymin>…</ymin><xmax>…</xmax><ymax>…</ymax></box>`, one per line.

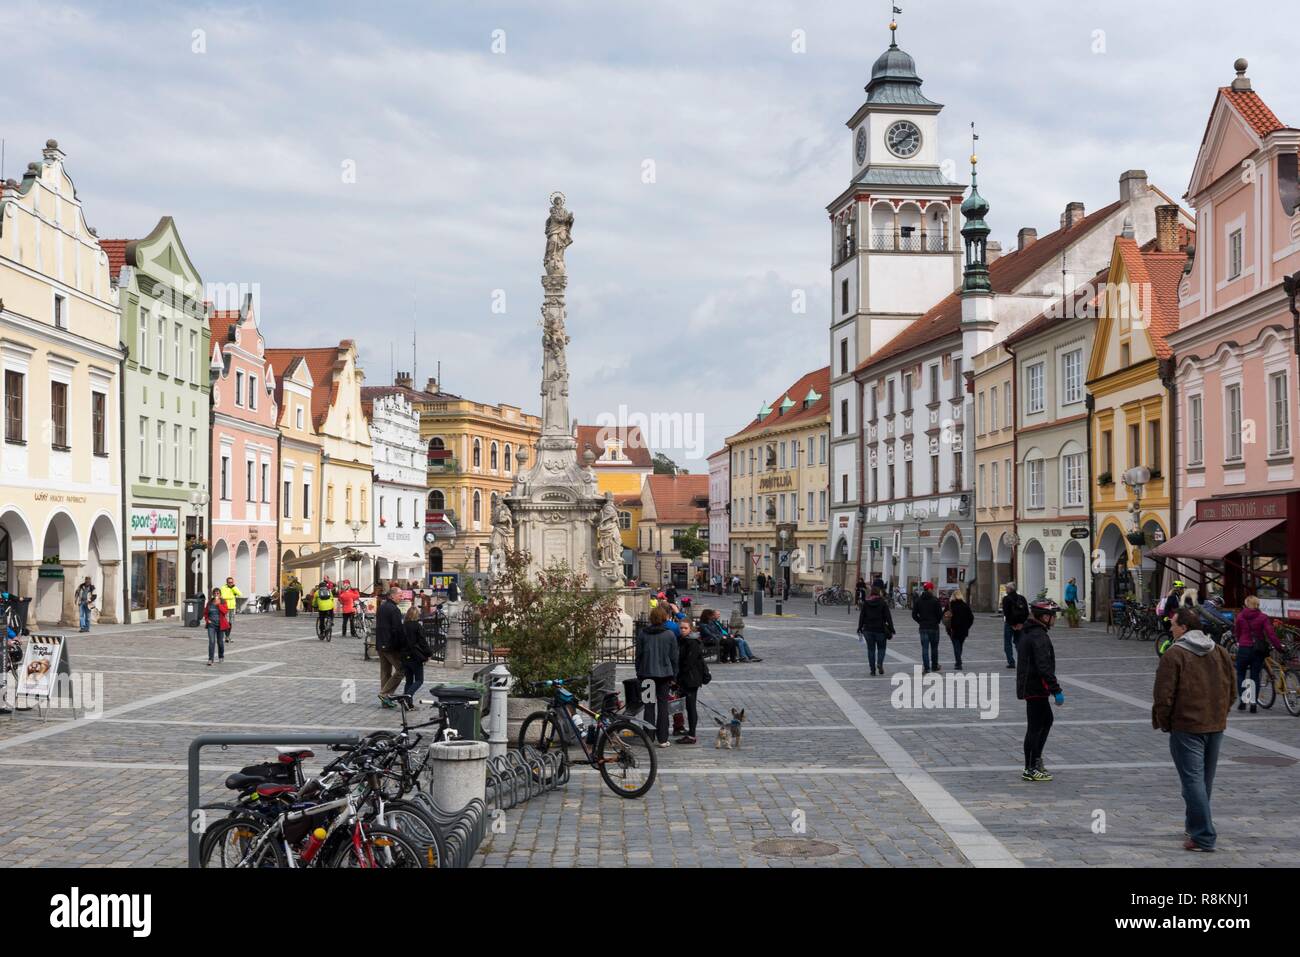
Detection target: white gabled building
<box><xmin>362</xmin><ymin>382</ymin><xmax>427</xmax><ymax>584</ymax></box>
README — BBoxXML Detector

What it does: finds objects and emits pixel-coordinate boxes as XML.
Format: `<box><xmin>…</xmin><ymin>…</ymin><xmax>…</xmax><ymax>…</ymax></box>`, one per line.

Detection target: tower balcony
<box><xmin>871</xmin><ymin>228</ymin><xmax>952</xmax><ymax>253</ymax></box>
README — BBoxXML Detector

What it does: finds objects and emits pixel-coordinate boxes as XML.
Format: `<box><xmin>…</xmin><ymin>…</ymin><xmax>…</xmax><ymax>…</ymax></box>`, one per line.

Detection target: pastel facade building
<box><xmin>106</xmin><ymin>217</ymin><xmax>212</xmax><ymax>621</ymax></box>
<box><xmin>1152</xmin><ymin>61</ymin><xmax>1300</xmax><ymax>604</ymax></box>
<box><xmin>0</xmin><ymin>140</ymin><xmax>123</xmax><ymax>627</ymax></box>
<box><xmin>636</xmin><ymin>473</ymin><xmax>710</xmax><ymax>590</ymax></box>
<box><xmin>362</xmin><ymin>383</ymin><xmax>427</xmax><ymax>583</ymax></box>
<box><xmin>209</xmin><ymin>301</ymin><xmax>279</xmax><ymax>598</ymax></box>
<box><xmin>270</xmin><ymin>353</ymin><xmax>324</xmax><ymax>589</ymax></box>
<box><xmin>707</xmin><ymin>446</ymin><xmax>730</xmax><ymax>583</ymax></box>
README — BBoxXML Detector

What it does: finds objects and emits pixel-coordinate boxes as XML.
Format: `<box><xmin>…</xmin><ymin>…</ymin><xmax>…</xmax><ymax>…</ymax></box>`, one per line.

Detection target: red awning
<box><xmin>1147</xmin><ymin>518</ymin><xmax>1285</xmax><ymax>560</ymax></box>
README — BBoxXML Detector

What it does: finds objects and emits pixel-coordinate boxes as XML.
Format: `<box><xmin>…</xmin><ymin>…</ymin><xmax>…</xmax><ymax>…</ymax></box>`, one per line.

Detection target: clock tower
<box><xmin>826</xmin><ymin>18</ymin><xmax>964</xmax><ymax>584</ymax></box>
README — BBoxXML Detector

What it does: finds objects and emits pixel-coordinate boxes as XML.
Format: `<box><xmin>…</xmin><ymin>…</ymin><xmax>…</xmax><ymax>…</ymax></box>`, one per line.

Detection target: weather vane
<box><xmin>890</xmin><ymin>4</ymin><xmax>902</xmax><ymax>39</ymax></box>
<box><xmin>970</xmin><ymin>121</ymin><xmax>979</xmax><ymax>168</ymax></box>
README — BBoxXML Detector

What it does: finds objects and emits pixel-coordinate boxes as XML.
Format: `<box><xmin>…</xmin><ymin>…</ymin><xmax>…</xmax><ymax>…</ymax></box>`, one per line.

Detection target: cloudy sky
<box><xmin>8</xmin><ymin>1</ymin><xmax>1296</xmax><ymax>469</ymax></box>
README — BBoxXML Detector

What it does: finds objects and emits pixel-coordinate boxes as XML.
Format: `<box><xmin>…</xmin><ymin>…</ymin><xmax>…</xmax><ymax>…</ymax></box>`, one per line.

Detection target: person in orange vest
<box><xmin>337</xmin><ymin>579</ymin><xmax>361</xmax><ymax>638</ymax></box>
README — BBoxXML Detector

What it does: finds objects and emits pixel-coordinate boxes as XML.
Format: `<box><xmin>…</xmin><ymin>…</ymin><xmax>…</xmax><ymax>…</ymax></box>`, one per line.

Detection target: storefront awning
<box><xmin>283</xmin><ymin>546</ymin><xmax>342</xmax><ymax>569</ymax></box>
<box><xmin>1147</xmin><ymin>518</ymin><xmax>1285</xmax><ymax>560</ymax></box>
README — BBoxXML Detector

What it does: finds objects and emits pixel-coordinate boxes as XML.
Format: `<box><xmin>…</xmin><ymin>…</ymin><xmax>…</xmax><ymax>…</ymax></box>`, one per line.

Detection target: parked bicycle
<box><xmin>1257</xmin><ymin>627</ymin><xmax>1300</xmax><ymax>716</ymax></box>
<box><xmin>518</xmin><ymin>677</ymin><xmax>657</xmax><ymax>798</ymax></box>
<box><xmin>816</xmin><ymin>584</ymin><xmax>852</xmax><ymax>606</ymax></box>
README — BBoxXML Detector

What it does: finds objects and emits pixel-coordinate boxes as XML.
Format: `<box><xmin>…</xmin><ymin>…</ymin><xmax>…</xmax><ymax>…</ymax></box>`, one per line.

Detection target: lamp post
<box><xmin>349</xmin><ymin>520</ymin><xmax>363</xmax><ymax>588</ymax></box>
<box><xmin>1122</xmin><ymin>466</ymin><xmax>1151</xmax><ymax>605</ymax></box>
<box><xmin>915</xmin><ymin>508</ymin><xmax>926</xmax><ymax>596</ymax></box>
<box><xmin>187</xmin><ymin>489</ymin><xmax>210</xmax><ymax>598</ymax></box>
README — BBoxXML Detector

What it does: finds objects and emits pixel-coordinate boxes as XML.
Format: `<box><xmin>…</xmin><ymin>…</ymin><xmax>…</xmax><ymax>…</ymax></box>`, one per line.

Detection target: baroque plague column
<box><xmin>501</xmin><ymin>194</ymin><xmax>622</xmax><ymax>588</ymax></box>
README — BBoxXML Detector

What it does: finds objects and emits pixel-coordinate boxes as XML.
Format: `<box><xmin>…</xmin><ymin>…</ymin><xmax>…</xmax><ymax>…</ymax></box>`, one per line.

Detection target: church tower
<box><xmin>827</xmin><ymin>15</ymin><xmax>965</xmax><ymax>580</ymax></box>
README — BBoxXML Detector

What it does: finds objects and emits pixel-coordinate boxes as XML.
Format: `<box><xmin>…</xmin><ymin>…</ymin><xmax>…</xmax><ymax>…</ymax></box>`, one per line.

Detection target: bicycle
<box><xmin>317</xmin><ymin>609</ymin><xmax>334</xmax><ymax>642</ymax></box>
<box><xmin>891</xmin><ymin>588</ymin><xmax>910</xmax><ymax>610</ymax></box>
<box><xmin>816</xmin><ymin>584</ymin><xmax>852</xmax><ymax>606</ymax></box>
<box><xmin>1256</xmin><ymin>630</ymin><xmax>1300</xmax><ymax>716</ymax></box>
<box><xmin>518</xmin><ymin>677</ymin><xmax>657</xmax><ymax>799</ymax></box>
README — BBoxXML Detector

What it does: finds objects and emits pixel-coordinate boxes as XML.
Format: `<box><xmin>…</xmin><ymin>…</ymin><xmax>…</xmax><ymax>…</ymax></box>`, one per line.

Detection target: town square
<box><xmin>0</xmin><ymin>0</ymin><xmax>1297</xmax><ymax>928</ymax></box>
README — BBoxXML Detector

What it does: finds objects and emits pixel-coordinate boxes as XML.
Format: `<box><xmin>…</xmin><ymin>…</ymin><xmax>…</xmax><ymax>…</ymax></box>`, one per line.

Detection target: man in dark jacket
<box><xmin>857</xmin><ymin>586</ymin><xmax>894</xmax><ymax>676</ymax></box>
<box><xmin>1016</xmin><ymin>599</ymin><xmax>1064</xmax><ymax>781</ymax></box>
<box><xmin>635</xmin><ymin>605</ymin><xmax>679</xmax><ymax>746</ymax></box>
<box><xmin>1152</xmin><ymin>606</ymin><xmax>1236</xmax><ymax>851</ymax></box>
<box><xmin>1000</xmin><ymin>583</ymin><xmax>1029</xmax><ymax>669</ymax></box>
<box><xmin>375</xmin><ymin>585</ymin><xmax>407</xmax><ymax>708</ymax></box>
<box><xmin>911</xmin><ymin>582</ymin><xmax>944</xmax><ymax>673</ymax></box>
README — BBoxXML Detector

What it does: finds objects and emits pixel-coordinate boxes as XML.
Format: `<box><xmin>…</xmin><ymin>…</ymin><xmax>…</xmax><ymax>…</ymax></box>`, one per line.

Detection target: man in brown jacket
<box><xmin>1151</xmin><ymin>606</ymin><xmax>1236</xmax><ymax>851</ymax></box>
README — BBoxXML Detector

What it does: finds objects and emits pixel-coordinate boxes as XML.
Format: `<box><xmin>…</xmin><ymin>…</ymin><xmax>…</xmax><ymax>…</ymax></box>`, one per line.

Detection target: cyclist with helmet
<box><xmin>314</xmin><ymin>580</ymin><xmax>336</xmax><ymax>641</ymax></box>
<box><xmin>1016</xmin><ymin>599</ymin><xmax>1064</xmax><ymax>782</ymax></box>
<box><xmin>1160</xmin><ymin>580</ymin><xmax>1187</xmax><ymax>635</ymax></box>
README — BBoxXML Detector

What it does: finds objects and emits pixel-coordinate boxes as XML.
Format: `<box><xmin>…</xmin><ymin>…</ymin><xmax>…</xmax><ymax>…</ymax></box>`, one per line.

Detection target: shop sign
<box><xmin>757</xmin><ymin>472</ymin><xmax>795</xmax><ymax>492</ymax></box>
<box><xmin>839</xmin><ymin>516</ymin><xmax>850</xmax><ymax>528</ymax></box>
<box><xmin>130</xmin><ymin>507</ymin><xmax>179</xmax><ymax>538</ymax></box>
<box><xmin>1197</xmin><ymin>495</ymin><xmax>1288</xmax><ymax>523</ymax></box>
<box><xmin>1070</xmin><ymin>527</ymin><xmax>1090</xmax><ymax>539</ymax></box>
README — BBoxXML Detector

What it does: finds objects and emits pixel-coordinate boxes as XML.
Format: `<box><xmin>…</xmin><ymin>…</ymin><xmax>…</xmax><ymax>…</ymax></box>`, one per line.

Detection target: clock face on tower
<box><xmin>885</xmin><ymin>120</ymin><xmax>922</xmax><ymax>159</ymax></box>
<box><xmin>855</xmin><ymin>127</ymin><xmax>867</xmax><ymax>165</ymax></box>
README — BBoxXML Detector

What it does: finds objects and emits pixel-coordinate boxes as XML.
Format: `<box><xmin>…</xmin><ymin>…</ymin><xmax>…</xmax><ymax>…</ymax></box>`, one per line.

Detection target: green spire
<box><xmin>961</xmin><ymin>147</ymin><xmax>991</xmax><ymax>294</ymax></box>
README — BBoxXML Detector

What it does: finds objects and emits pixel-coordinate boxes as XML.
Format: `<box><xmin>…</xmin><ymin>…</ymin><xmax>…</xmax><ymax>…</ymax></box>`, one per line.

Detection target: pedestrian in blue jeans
<box><xmin>1000</xmin><ymin>583</ymin><xmax>1028</xmax><ymax>669</ymax></box>
<box><xmin>856</xmin><ymin>586</ymin><xmax>894</xmax><ymax>676</ymax></box>
<box><xmin>911</xmin><ymin>582</ymin><xmax>944</xmax><ymax>673</ymax></box>
<box><xmin>1152</xmin><ymin>607</ymin><xmax>1236</xmax><ymax>851</ymax></box>
<box><xmin>74</xmin><ymin>577</ymin><xmax>96</xmax><ymax>632</ymax></box>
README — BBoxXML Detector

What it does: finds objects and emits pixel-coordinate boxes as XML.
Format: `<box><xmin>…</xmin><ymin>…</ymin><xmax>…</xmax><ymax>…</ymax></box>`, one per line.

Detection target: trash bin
<box><xmin>430</xmin><ymin>682</ymin><xmax>485</xmax><ymax>741</ymax></box>
<box><xmin>183</xmin><ymin>596</ymin><xmax>202</xmax><ymax>628</ymax></box>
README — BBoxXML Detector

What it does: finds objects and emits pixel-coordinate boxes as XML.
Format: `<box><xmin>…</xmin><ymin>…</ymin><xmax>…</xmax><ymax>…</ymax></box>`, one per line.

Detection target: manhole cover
<box><xmin>1231</xmin><ymin>755</ymin><xmax>1297</xmax><ymax>767</ymax></box>
<box><xmin>753</xmin><ymin>838</ymin><xmax>839</xmax><ymax>858</ymax></box>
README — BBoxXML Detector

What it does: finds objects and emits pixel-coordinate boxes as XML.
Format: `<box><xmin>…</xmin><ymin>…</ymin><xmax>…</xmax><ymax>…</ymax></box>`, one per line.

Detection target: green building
<box><xmin>103</xmin><ymin>217</ymin><xmax>211</xmax><ymax>622</ymax></box>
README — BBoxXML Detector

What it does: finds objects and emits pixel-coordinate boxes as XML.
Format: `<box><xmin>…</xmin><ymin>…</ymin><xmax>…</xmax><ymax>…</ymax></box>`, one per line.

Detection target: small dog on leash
<box><xmin>713</xmin><ymin>708</ymin><xmax>746</xmax><ymax>749</ymax></box>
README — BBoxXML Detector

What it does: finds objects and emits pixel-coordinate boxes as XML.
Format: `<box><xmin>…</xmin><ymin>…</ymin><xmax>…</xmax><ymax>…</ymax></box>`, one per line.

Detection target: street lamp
<box><xmin>187</xmin><ymin>489</ymin><xmax>210</xmax><ymax>597</ymax></box>
<box><xmin>1122</xmin><ymin>466</ymin><xmax>1151</xmax><ymax>604</ymax></box>
<box><xmin>349</xmin><ymin>520</ymin><xmax>363</xmax><ymax>587</ymax></box>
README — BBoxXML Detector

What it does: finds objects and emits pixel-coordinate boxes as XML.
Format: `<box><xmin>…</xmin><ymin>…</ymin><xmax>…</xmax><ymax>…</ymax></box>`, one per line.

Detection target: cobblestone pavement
<box><xmin>1</xmin><ymin>599</ymin><xmax>1297</xmax><ymax>867</ymax></box>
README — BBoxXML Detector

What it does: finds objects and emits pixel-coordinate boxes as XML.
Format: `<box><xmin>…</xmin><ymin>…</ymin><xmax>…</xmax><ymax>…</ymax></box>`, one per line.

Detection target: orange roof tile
<box><xmin>645</xmin><ymin>473</ymin><xmax>709</xmax><ymax>524</ymax></box>
<box><xmin>1220</xmin><ymin>87</ymin><xmax>1287</xmax><ymax>138</ymax></box>
<box><xmin>1114</xmin><ymin>237</ymin><xmax>1187</xmax><ymax>359</ymax></box>
<box><xmin>856</xmin><ymin>200</ymin><xmax>1126</xmax><ymax>376</ymax></box>
<box><xmin>99</xmin><ymin>238</ymin><xmax>130</xmax><ymax>281</ymax></box>
<box><xmin>267</xmin><ymin>345</ymin><xmax>347</xmax><ymax>429</ymax></box>
<box><xmin>731</xmin><ymin>366</ymin><xmax>830</xmax><ymax>439</ymax></box>
<box><xmin>574</xmin><ymin>424</ymin><xmax>653</xmax><ymax>469</ymax></box>
<box><xmin>209</xmin><ymin>309</ymin><xmax>241</xmax><ymax>346</ymax></box>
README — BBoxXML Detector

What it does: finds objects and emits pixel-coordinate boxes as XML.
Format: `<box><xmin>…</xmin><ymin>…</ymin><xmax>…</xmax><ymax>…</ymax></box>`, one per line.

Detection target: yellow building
<box><xmin>971</xmin><ymin>343</ymin><xmax>1015</xmax><ymax>612</ymax></box>
<box><xmin>266</xmin><ymin>342</ymin><xmax>373</xmax><ymax>587</ymax></box>
<box><xmin>1087</xmin><ymin>233</ymin><xmax>1184</xmax><ymax>607</ymax></box>
<box><xmin>576</xmin><ymin>424</ymin><xmax>652</xmax><ymax>577</ymax></box>
<box><xmin>384</xmin><ymin>375</ymin><xmax>539</xmax><ymax>575</ymax></box>
<box><xmin>726</xmin><ymin>367</ymin><xmax>830</xmax><ymax>591</ymax></box>
<box><xmin>270</xmin><ymin>351</ymin><xmax>324</xmax><ymax>589</ymax></box>
<box><xmin>0</xmin><ymin>139</ymin><xmax>124</xmax><ymax>626</ymax></box>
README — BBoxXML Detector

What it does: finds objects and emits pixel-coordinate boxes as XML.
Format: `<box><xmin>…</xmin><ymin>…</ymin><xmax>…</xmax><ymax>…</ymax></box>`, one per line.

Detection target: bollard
<box><xmin>775</xmin><ymin>597</ymin><xmax>783</xmax><ymax>616</ymax></box>
<box><xmin>754</xmin><ymin>590</ymin><xmax>763</xmax><ymax>616</ymax></box>
<box><xmin>428</xmin><ymin>738</ymin><xmax>489</xmax><ymax>813</ymax></box>
<box><xmin>487</xmin><ymin>663</ymin><xmax>511</xmax><ymax>758</ymax></box>
<box><xmin>739</xmin><ymin>595</ymin><xmax>748</xmax><ymax>617</ymax></box>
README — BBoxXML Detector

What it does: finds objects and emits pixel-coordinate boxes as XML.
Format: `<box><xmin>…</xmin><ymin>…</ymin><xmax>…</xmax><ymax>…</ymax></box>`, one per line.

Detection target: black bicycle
<box><xmin>317</xmin><ymin>609</ymin><xmax>334</xmax><ymax>642</ymax></box>
<box><xmin>518</xmin><ymin>678</ymin><xmax>657</xmax><ymax>799</ymax></box>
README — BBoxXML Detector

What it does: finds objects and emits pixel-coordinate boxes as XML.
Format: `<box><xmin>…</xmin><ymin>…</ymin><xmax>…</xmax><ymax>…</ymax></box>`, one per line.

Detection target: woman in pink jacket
<box><xmin>1234</xmin><ymin>596</ymin><xmax>1284</xmax><ymax>713</ymax></box>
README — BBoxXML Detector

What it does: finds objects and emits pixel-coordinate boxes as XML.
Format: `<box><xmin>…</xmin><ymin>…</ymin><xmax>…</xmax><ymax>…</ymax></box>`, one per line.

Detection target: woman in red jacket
<box><xmin>337</xmin><ymin>580</ymin><xmax>361</xmax><ymax>638</ymax></box>
<box><xmin>203</xmin><ymin>588</ymin><xmax>230</xmax><ymax>665</ymax></box>
<box><xmin>1234</xmin><ymin>596</ymin><xmax>1285</xmax><ymax>713</ymax></box>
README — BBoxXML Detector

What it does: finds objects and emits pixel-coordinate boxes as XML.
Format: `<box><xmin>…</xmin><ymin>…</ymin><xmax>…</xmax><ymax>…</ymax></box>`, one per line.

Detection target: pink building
<box><xmin>1155</xmin><ymin>60</ymin><xmax>1300</xmax><ymax>605</ymax></box>
<box><xmin>208</xmin><ymin>299</ymin><xmax>280</xmax><ymax>600</ymax></box>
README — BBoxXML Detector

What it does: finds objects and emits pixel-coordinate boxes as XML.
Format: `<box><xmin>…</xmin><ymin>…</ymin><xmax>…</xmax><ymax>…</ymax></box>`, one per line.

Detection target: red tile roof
<box><xmin>1220</xmin><ymin>87</ymin><xmax>1287</xmax><ymax>138</ymax></box>
<box><xmin>209</xmin><ymin>309</ymin><xmax>241</xmax><ymax>346</ymax></box>
<box><xmin>613</xmin><ymin>493</ymin><xmax>643</xmax><ymax>508</ymax></box>
<box><xmin>267</xmin><ymin>345</ymin><xmax>350</xmax><ymax>429</ymax></box>
<box><xmin>856</xmin><ymin>200</ymin><xmax>1126</xmax><ymax>376</ymax></box>
<box><xmin>574</xmin><ymin>424</ymin><xmax>653</xmax><ymax>469</ymax></box>
<box><xmin>644</xmin><ymin>473</ymin><xmax>709</xmax><ymax>524</ymax></box>
<box><xmin>1114</xmin><ymin>238</ymin><xmax>1186</xmax><ymax>359</ymax></box>
<box><xmin>99</xmin><ymin>238</ymin><xmax>130</xmax><ymax>281</ymax></box>
<box><xmin>731</xmin><ymin>366</ymin><xmax>830</xmax><ymax>439</ymax></box>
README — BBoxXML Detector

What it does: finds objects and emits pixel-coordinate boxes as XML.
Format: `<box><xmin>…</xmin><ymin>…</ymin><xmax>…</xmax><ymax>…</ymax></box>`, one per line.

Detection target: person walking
<box><xmin>1017</xmin><ymin>599</ymin><xmax>1064</xmax><ymax>782</ymax></box>
<box><xmin>1152</xmin><ymin>605</ymin><xmax>1236</xmax><ymax>851</ymax></box>
<box><xmin>945</xmin><ymin>588</ymin><xmax>975</xmax><ymax>670</ymax></box>
<box><xmin>203</xmin><ymin>588</ymin><xmax>229</xmax><ymax>666</ymax></box>
<box><xmin>375</xmin><ymin>585</ymin><xmax>407</xmax><ymax>708</ymax></box>
<box><xmin>337</xmin><ymin>580</ymin><xmax>361</xmax><ymax>638</ymax></box>
<box><xmin>911</xmin><ymin>581</ymin><xmax>944</xmax><ymax>673</ymax></box>
<box><xmin>635</xmin><ymin>605</ymin><xmax>679</xmax><ymax>748</ymax></box>
<box><xmin>218</xmin><ymin>577</ymin><xmax>242</xmax><ymax>644</ymax></box>
<box><xmin>74</xmin><ymin>576</ymin><xmax>96</xmax><ymax>633</ymax></box>
<box><xmin>1232</xmin><ymin>595</ymin><xmax>1284</xmax><ymax>714</ymax></box>
<box><xmin>399</xmin><ymin>605</ymin><xmax>431</xmax><ymax>704</ymax></box>
<box><xmin>857</xmin><ymin>585</ymin><xmax>894</xmax><ymax>676</ymax></box>
<box><xmin>854</xmin><ymin>576</ymin><xmax>868</xmax><ymax>609</ymax></box>
<box><xmin>1000</xmin><ymin>582</ymin><xmax>1028</xmax><ymax>669</ymax></box>
<box><xmin>675</xmin><ymin>619</ymin><xmax>710</xmax><ymax>745</ymax></box>
<box><xmin>1063</xmin><ymin>578</ymin><xmax>1078</xmax><ymax>613</ymax></box>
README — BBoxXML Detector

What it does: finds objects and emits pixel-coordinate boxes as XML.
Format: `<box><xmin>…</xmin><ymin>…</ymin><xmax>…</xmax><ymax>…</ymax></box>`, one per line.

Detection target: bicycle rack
<box><xmin>482</xmin><ymin>744</ymin><xmax>567</xmax><ymax>814</ymax></box>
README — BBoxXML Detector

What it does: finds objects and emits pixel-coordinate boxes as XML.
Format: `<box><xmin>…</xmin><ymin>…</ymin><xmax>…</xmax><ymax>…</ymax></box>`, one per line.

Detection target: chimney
<box><xmin>1119</xmin><ymin>169</ymin><xmax>1148</xmax><ymax>204</ymax></box>
<box><xmin>1060</xmin><ymin>202</ymin><xmax>1086</xmax><ymax>230</ymax></box>
<box><xmin>1017</xmin><ymin>227</ymin><xmax>1038</xmax><ymax>251</ymax></box>
<box><xmin>986</xmin><ymin>240</ymin><xmax>1003</xmax><ymax>263</ymax></box>
<box><xmin>1231</xmin><ymin>57</ymin><xmax>1251</xmax><ymax>92</ymax></box>
<box><xmin>425</xmin><ymin>376</ymin><xmax>439</xmax><ymax>394</ymax></box>
<box><xmin>1155</xmin><ymin>204</ymin><xmax>1181</xmax><ymax>253</ymax></box>
<box><xmin>394</xmin><ymin>371</ymin><xmax>413</xmax><ymax>390</ymax></box>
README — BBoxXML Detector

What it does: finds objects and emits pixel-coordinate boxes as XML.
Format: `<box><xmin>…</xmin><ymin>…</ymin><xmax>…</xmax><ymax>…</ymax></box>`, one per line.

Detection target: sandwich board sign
<box><xmin>12</xmin><ymin>634</ymin><xmax>74</xmax><ymax>718</ymax></box>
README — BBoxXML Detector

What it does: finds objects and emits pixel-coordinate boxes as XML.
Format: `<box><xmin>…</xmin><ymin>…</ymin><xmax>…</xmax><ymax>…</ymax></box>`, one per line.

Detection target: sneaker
<box><xmin>676</xmin><ymin>736</ymin><xmax>697</xmax><ymax>745</ymax></box>
<box><xmin>1006</xmin><ymin>663</ymin><xmax>1016</xmax><ymax>669</ymax></box>
<box><xmin>1183</xmin><ymin>839</ymin><xmax>1214</xmax><ymax>852</ymax></box>
<box><xmin>1021</xmin><ymin>768</ymin><xmax>1053</xmax><ymax>782</ymax></box>
<box><xmin>750</xmin><ymin>657</ymin><xmax>762</xmax><ymax>662</ymax></box>
<box><xmin>207</xmin><ymin>661</ymin><xmax>213</xmax><ymax>667</ymax></box>
<box><xmin>657</xmin><ymin>740</ymin><xmax>671</xmax><ymax>749</ymax></box>
<box><xmin>1250</xmin><ymin>704</ymin><xmax>1257</xmax><ymax>714</ymax></box>
<box><xmin>870</xmin><ymin>668</ymin><xmax>877</xmax><ymax>676</ymax></box>
<box><xmin>1237</xmin><ymin>702</ymin><xmax>1246</xmax><ymax>711</ymax></box>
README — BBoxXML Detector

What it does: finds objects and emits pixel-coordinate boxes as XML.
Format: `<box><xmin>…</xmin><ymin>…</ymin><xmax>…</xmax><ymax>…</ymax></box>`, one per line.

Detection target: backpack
<box><xmin>316</xmin><ymin>584</ymin><xmax>332</xmax><ymax>602</ymax></box>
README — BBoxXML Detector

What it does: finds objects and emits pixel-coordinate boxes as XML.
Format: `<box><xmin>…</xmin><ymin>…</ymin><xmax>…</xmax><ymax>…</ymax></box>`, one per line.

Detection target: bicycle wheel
<box><xmin>594</xmin><ymin>719</ymin><xmax>657</xmax><ymax>798</ymax></box>
<box><xmin>518</xmin><ymin>710</ymin><xmax>570</xmax><ymax>779</ymax></box>
<box><xmin>329</xmin><ymin>824</ymin><xmax>426</xmax><ymax>868</ymax></box>
<box><xmin>1283</xmin><ymin>669</ymin><xmax>1300</xmax><ymax>717</ymax></box>
<box><xmin>379</xmin><ymin>800</ymin><xmax>446</xmax><ymax>868</ymax></box>
<box><xmin>1257</xmin><ymin>665</ymin><xmax>1276</xmax><ymax>709</ymax></box>
<box><xmin>200</xmin><ymin>818</ymin><xmax>287</xmax><ymax>868</ymax></box>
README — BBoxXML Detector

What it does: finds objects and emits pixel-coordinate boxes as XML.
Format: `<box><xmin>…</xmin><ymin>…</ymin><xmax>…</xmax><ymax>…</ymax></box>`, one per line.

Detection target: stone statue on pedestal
<box><xmin>489</xmin><ymin>500</ymin><xmax>513</xmax><ymax>578</ymax></box>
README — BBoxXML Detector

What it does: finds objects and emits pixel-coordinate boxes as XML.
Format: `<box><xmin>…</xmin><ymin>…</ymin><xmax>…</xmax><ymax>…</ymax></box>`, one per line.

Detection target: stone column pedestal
<box><xmin>14</xmin><ymin>562</ymin><xmax>40</xmax><ymax>630</ymax></box>
<box><xmin>99</xmin><ymin>560</ymin><xmax>121</xmax><ymax>624</ymax></box>
<box><xmin>60</xmin><ymin>562</ymin><xmax>85</xmax><ymax>628</ymax></box>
